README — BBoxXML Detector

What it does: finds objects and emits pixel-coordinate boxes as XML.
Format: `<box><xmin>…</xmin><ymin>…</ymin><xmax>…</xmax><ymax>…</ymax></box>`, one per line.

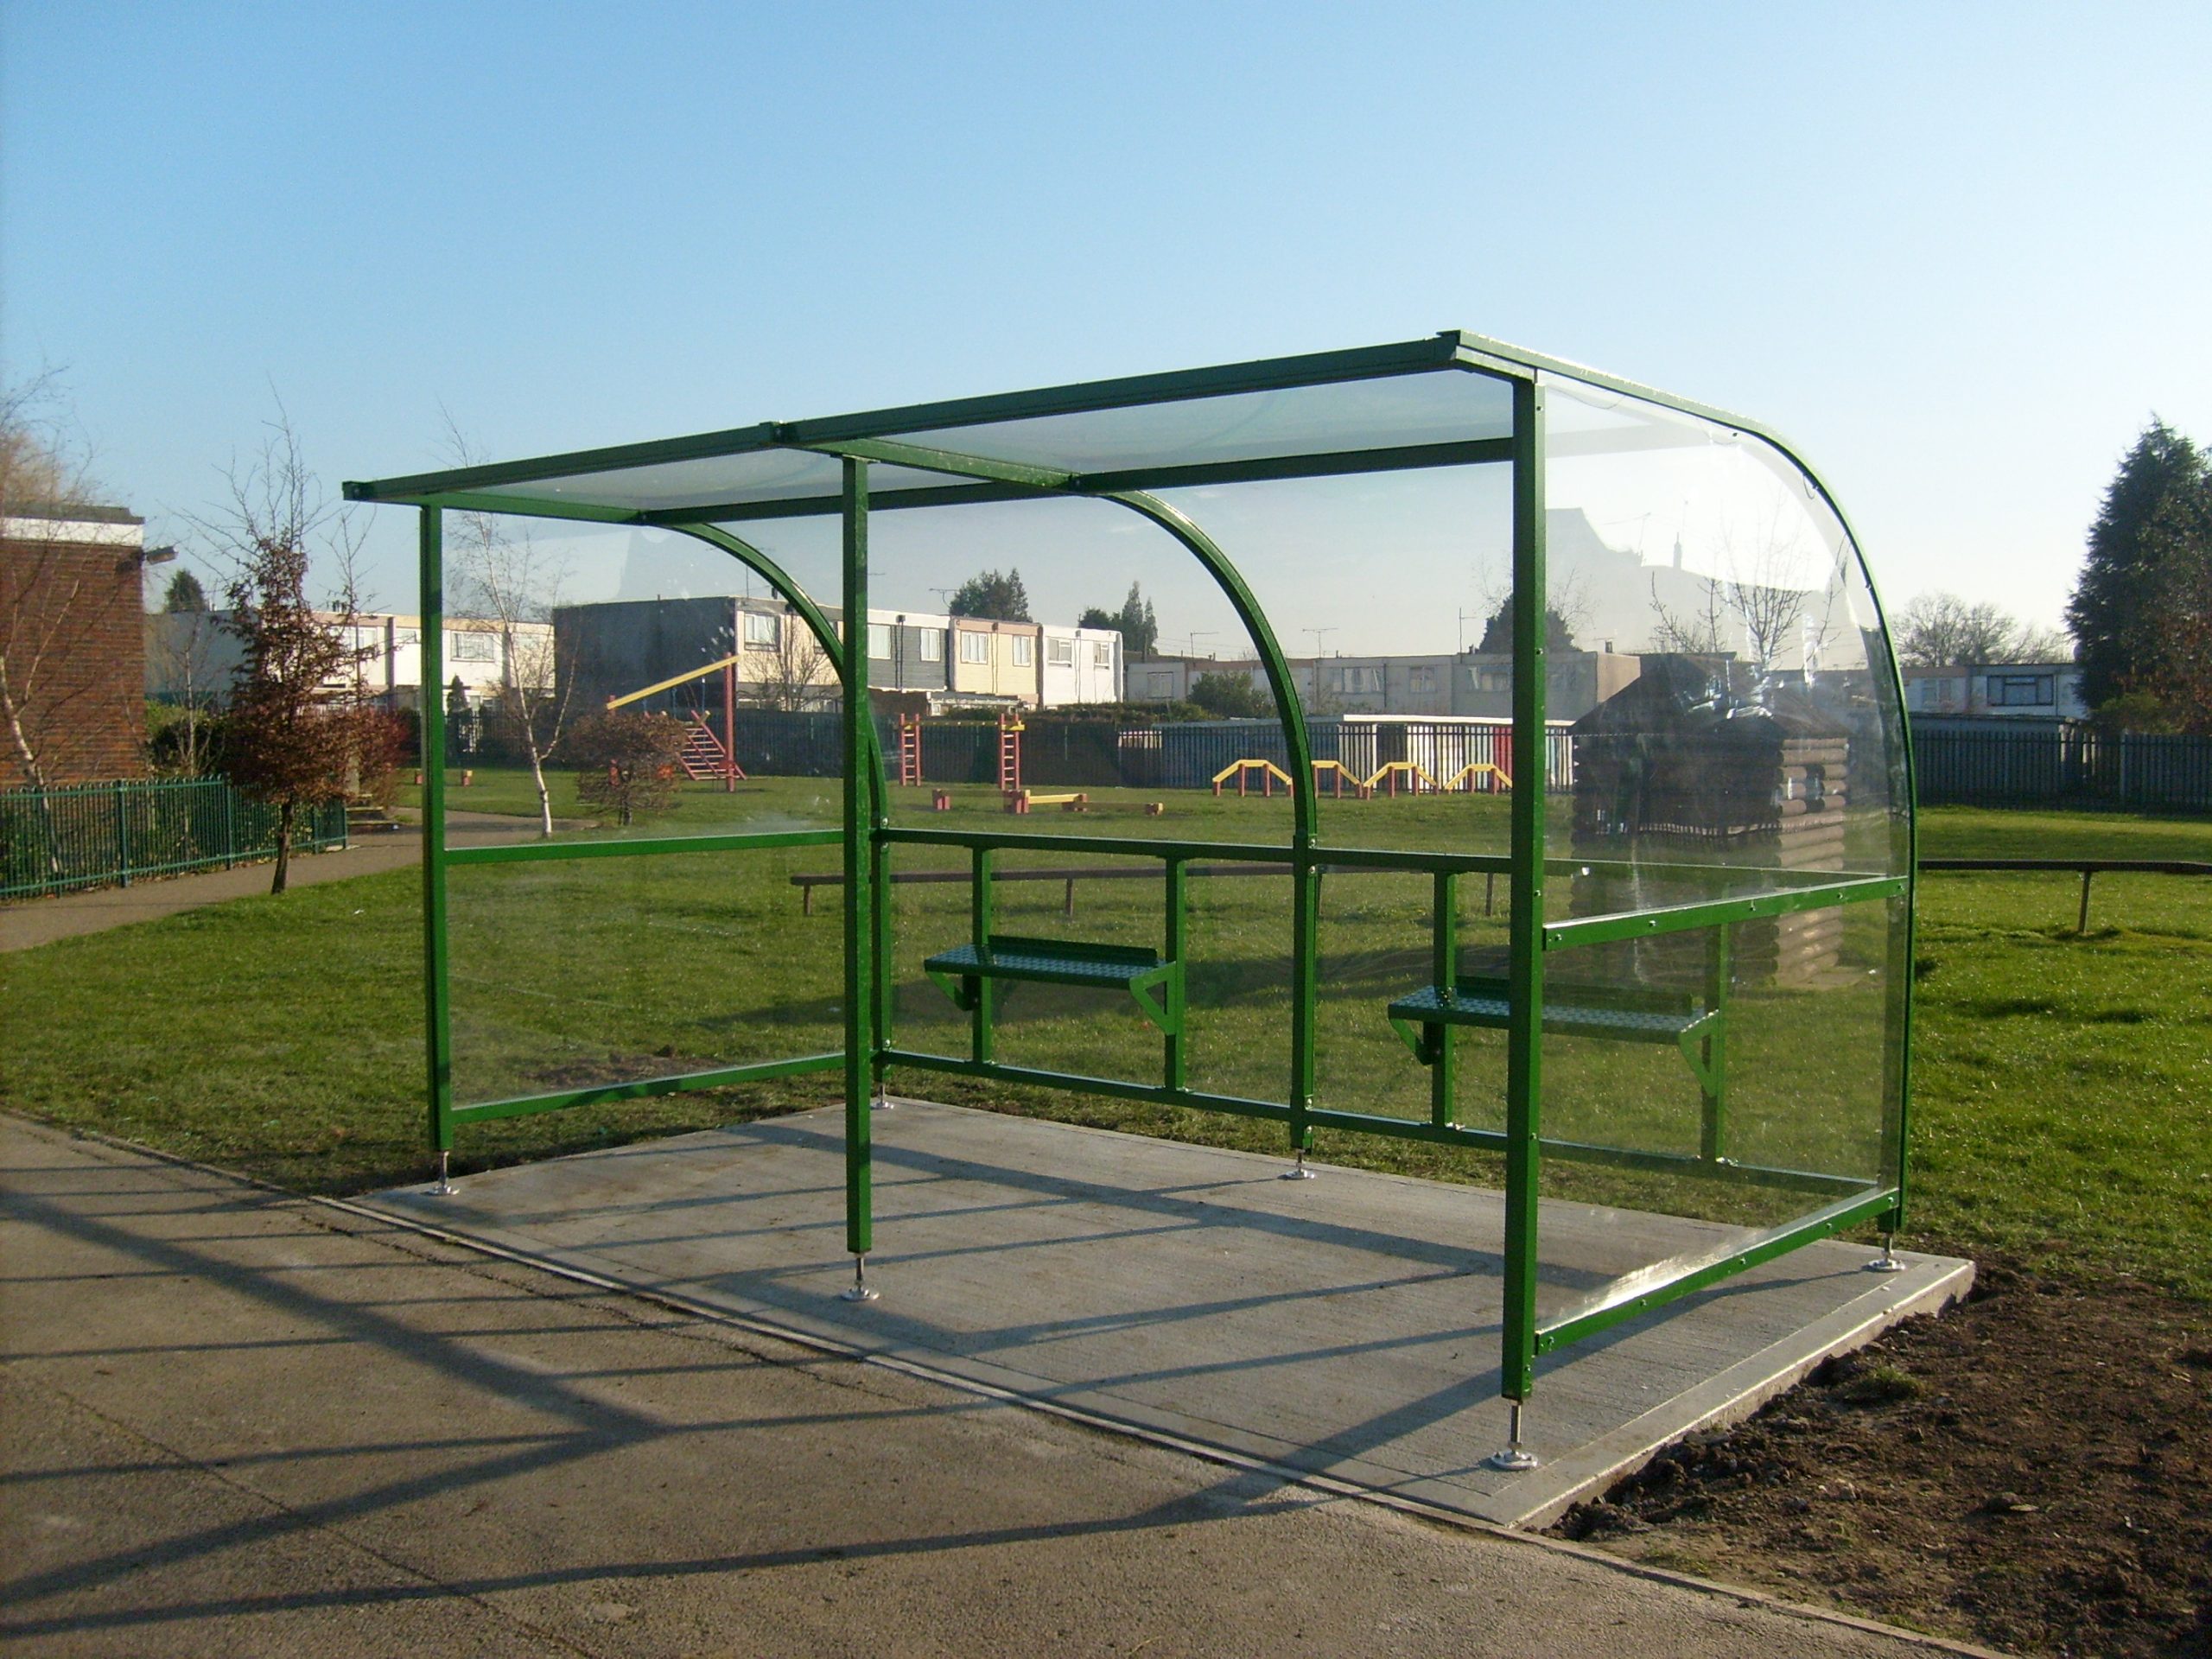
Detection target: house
<box><xmin>3</xmin><ymin>505</ymin><xmax>153</xmax><ymax>785</ymax></box>
<box><xmin>146</xmin><ymin>609</ymin><xmax>551</xmax><ymax>712</ymax></box>
<box><xmin>1040</xmin><ymin>624</ymin><xmax>1123</xmax><ymax>705</ymax></box>
<box><xmin>868</xmin><ymin>610</ymin><xmax>950</xmax><ymax>700</ymax></box>
<box><xmin>1903</xmin><ymin>662</ymin><xmax>2087</xmax><ymax>721</ymax></box>
<box><xmin>554</xmin><ymin>595</ymin><xmax>841</xmax><ymax>715</ymax></box>
<box><xmin>948</xmin><ymin>615</ymin><xmax>1041</xmax><ymax>707</ymax></box>
<box><xmin>1452</xmin><ymin>649</ymin><xmax>1644</xmax><ymax>722</ymax></box>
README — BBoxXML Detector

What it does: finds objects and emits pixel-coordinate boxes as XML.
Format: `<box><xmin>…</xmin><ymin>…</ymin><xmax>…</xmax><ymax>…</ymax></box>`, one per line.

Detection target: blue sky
<box><xmin>5</xmin><ymin>1</ymin><xmax>2209</xmax><ymax>639</ymax></box>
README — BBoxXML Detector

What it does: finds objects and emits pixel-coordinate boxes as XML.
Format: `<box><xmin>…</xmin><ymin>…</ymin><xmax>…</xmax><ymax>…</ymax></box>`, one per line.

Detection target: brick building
<box><xmin>1</xmin><ymin>505</ymin><xmax>152</xmax><ymax>787</ymax></box>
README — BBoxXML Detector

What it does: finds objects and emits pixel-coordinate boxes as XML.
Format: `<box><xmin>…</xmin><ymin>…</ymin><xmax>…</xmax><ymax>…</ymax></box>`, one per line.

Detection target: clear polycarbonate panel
<box><xmin>439</xmin><ymin>516</ymin><xmax>851</xmax><ymax>853</ymax></box>
<box><xmin>1529</xmin><ymin>371</ymin><xmax>1908</xmax><ymax>1328</ymax></box>
<box><xmin>1530</xmin><ymin>897</ymin><xmax>1897</xmax><ymax>1327</ymax></box>
<box><xmin>483</xmin><ymin>449</ymin><xmax>969</xmax><ymax>515</ymax></box>
<box><xmin>905</xmin><ymin>366</ymin><xmax>1511</xmax><ymax>477</ymax></box>
<box><xmin>1542</xmin><ymin>374</ymin><xmax>1910</xmax><ymax>902</ymax></box>
<box><xmin>445</xmin><ymin>844</ymin><xmax>844</xmax><ymax>1110</ymax></box>
<box><xmin>1155</xmin><ymin>461</ymin><xmax>1530</xmax><ymax>857</ymax></box>
<box><xmin>855</xmin><ymin>493</ymin><xmax>1292</xmax><ymax>842</ymax></box>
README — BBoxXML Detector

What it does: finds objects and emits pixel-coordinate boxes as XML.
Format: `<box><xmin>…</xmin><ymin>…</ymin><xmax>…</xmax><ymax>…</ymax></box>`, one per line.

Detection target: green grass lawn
<box><xmin>4</xmin><ymin>791</ymin><xmax>2208</xmax><ymax>1296</ymax></box>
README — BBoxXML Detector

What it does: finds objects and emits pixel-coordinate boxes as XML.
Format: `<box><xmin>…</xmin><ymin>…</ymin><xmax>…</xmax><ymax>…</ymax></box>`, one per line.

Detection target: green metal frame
<box><xmin>373</xmin><ymin>331</ymin><xmax>1916</xmax><ymax>1435</ymax></box>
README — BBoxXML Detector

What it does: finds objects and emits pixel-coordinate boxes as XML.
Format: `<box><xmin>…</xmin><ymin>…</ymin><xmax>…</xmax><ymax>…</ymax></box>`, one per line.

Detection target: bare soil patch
<box><xmin>1553</xmin><ymin>1251</ymin><xmax>2212</xmax><ymax>1656</ymax></box>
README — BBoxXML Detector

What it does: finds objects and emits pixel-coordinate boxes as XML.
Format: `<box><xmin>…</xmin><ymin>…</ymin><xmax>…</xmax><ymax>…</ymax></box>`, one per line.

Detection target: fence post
<box><xmin>114</xmin><ymin>780</ymin><xmax>131</xmax><ymax>887</ymax></box>
<box><xmin>222</xmin><ymin>785</ymin><xmax>238</xmax><ymax>868</ymax></box>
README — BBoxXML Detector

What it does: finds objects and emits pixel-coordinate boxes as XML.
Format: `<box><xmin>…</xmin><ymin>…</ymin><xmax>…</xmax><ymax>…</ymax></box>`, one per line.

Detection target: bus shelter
<box><xmin>346</xmin><ymin>331</ymin><xmax>1916</xmax><ymax>1466</ymax></box>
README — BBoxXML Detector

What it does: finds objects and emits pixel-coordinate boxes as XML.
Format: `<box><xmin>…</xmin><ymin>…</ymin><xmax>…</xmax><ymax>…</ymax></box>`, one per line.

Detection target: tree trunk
<box><xmin>270</xmin><ymin>799</ymin><xmax>294</xmax><ymax>893</ymax></box>
<box><xmin>527</xmin><ymin>740</ymin><xmax>553</xmax><ymax>838</ymax></box>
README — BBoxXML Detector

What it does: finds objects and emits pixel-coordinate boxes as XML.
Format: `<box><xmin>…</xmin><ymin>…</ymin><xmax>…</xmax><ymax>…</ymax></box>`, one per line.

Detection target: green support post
<box><xmin>1699</xmin><ymin>923</ymin><xmax>1731</xmax><ymax>1162</ymax></box>
<box><xmin>839</xmin><ymin>459</ymin><xmax>878</xmax><ymax>1300</ymax></box>
<box><xmin>1163</xmin><ymin>856</ymin><xmax>1188</xmax><ymax>1090</ymax></box>
<box><xmin>1495</xmin><ymin>375</ymin><xmax>1547</xmax><ymax>1465</ymax></box>
<box><xmin>971</xmin><ymin>845</ymin><xmax>995</xmax><ymax>1064</ymax></box>
<box><xmin>1431</xmin><ymin>870</ymin><xmax>1457</xmax><ymax>1128</ymax></box>
<box><xmin>419</xmin><ymin>507</ymin><xmax>455</xmax><ymax>1191</ymax></box>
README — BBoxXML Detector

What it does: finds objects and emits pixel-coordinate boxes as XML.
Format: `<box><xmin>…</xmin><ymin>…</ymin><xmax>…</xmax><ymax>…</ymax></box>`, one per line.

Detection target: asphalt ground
<box><xmin>0</xmin><ymin>1116</ymin><xmax>1989</xmax><ymax>1659</ymax></box>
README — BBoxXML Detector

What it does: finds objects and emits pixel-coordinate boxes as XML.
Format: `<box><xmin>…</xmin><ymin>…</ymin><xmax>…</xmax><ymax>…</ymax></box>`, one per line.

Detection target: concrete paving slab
<box><xmin>362</xmin><ymin>1100</ymin><xmax>1971</xmax><ymax>1528</ymax></box>
<box><xmin>3</xmin><ymin>1114</ymin><xmax>1986</xmax><ymax>1658</ymax></box>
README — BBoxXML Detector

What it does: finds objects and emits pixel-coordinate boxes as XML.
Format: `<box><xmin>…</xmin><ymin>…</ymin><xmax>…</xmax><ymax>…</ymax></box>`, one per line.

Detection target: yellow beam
<box><xmin>607</xmin><ymin>652</ymin><xmax>743</xmax><ymax>709</ymax></box>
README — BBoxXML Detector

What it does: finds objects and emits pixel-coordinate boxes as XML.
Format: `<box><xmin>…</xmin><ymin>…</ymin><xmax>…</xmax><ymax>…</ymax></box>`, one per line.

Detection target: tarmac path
<box><xmin>0</xmin><ymin>813</ymin><xmax>525</xmax><ymax>953</ymax></box>
<box><xmin>0</xmin><ymin>1116</ymin><xmax>1981</xmax><ymax>1658</ymax></box>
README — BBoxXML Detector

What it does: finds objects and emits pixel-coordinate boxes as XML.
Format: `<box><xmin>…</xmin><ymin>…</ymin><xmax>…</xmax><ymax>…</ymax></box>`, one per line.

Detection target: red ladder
<box><xmin>676</xmin><ymin>713</ymin><xmax>745</xmax><ymax>782</ymax></box>
<box><xmin>997</xmin><ymin>709</ymin><xmax>1024</xmax><ymax>796</ymax></box>
<box><xmin>897</xmin><ymin>713</ymin><xmax>924</xmax><ymax>785</ymax></box>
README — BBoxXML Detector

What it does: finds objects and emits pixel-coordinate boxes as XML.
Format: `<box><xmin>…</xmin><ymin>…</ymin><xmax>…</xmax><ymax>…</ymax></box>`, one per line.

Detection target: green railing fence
<box><xmin>0</xmin><ymin>778</ymin><xmax>350</xmax><ymax>900</ymax></box>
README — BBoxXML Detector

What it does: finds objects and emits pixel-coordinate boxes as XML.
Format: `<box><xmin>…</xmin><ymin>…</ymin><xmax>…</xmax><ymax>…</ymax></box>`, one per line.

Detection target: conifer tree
<box><xmin>2067</xmin><ymin>420</ymin><xmax>2209</xmax><ymax>711</ymax></box>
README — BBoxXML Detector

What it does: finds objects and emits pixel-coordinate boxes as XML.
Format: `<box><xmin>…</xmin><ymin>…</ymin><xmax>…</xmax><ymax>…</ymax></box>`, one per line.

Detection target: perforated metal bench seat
<box><xmin>925</xmin><ymin>936</ymin><xmax>1183</xmax><ymax>1033</ymax></box>
<box><xmin>1387</xmin><ymin>976</ymin><xmax>1723</xmax><ymax>1096</ymax></box>
<box><xmin>1385</xmin><ymin>982</ymin><xmax>1717</xmax><ymax>1041</ymax></box>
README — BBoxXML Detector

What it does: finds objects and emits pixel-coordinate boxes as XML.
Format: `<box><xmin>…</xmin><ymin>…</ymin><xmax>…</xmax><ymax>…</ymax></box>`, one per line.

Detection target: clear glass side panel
<box><xmin>445</xmin><ymin>844</ymin><xmax>844</xmax><ymax>1110</ymax></box>
<box><xmin>439</xmin><ymin>518</ymin><xmax>847</xmax><ymax>854</ymax></box>
<box><xmin>851</xmin><ymin>493</ymin><xmax>1290</xmax><ymax>846</ymax></box>
<box><xmin>1149</xmin><ymin>465</ymin><xmax>1531</xmax><ymax>1141</ymax></box>
<box><xmin>1533</xmin><ymin>372</ymin><xmax>1907</xmax><ymax>1331</ymax></box>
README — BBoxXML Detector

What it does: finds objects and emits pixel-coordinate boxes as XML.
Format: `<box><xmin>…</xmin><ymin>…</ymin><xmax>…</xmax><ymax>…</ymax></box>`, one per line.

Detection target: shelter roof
<box><xmin>343</xmin><ymin>331</ymin><xmax>1775</xmax><ymax>527</ymax></box>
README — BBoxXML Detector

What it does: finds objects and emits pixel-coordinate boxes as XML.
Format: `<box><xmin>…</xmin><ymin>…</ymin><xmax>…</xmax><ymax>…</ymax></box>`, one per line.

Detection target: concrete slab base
<box><xmin>362</xmin><ymin>1100</ymin><xmax>1971</xmax><ymax>1529</ymax></box>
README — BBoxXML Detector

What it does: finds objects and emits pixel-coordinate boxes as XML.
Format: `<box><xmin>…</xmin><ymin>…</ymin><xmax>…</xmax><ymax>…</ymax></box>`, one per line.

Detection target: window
<box><xmin>1010</xmin><ymin>635</ymin><xmax>1033</xmax><ymax>667</ymax></box>
<box><xmin>1408</xmin><ymin>665</ymin><xmax>1436</xmax><ymax>693</ymax></box>
<box><xmin>918</xmin><ymin>629</ymin><xmax>942</xmax><ymax>662</ymax></box>
<box><xmin>448</xmin><ymin>630</ymin><xmax>494</xmax><ymax>663</ymax></box>
<box><xmin>1148</xmin><ymin>671</ymin><xmax>1173</xmax><ymax>696</ymax></box>
<box><xmin>1326</xmin><ymin>665</ymin><xmax>1382</xmax><ymax>695</ymax></box>
<box><xmin>743</xmin><ymin>611</ymin><xmax>779</xmax><ymax>647</ymax></box>
<box><xmin>1989</xmin><ymin>674</ymin><xmax>2054</xmax><ymax>708</ymax></box>
<box><xmin>1048</xmin><ymin>637</ymin><xmax>1076</xmax><ymax>667</ymax></box>
<box><xmin>1092</xmin><ymin>641</ymin><xmax>1113</xmax><ymax>670</ymax></box>
<box><xmin>959</xmin><ymin>631</ymin><xmax>988</xmax><ymax>664</ymax></box>
<box><xmin>868</xmin><ymin>623</ymin><xmax>891</xmax><ymax>660</ymax></box>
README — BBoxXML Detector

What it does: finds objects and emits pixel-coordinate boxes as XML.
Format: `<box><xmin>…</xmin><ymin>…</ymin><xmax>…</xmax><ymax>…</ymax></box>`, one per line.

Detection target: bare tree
<box><xmin>194</xmin><ymin>416</ymin><xmax>375</xmax><ymax>893</ymax></box>
<box><xmin>753</xmin><ymin>608</ymin><xmax>832</xmax><ymax>712</ymax></box>
<box><xmin>442</xmin><ymin>423</ymin><xmax>580</xmax><ymax>836</ymax></box>
<box><xmin>0</xmin><ymin>371</ymin><xmax>117</xmax><ymax>796</ymax></box>
<box><xmin>1895</xmin><ymin>590</ymin><xmax>2070</xmax><ymax>669</ymax></box>
<box><xmin>1648</xmin><ymin>572</ymin><xmax>1730</xmax><ymax>656</ymax></box>
<box><xmin>1647</xmin><ymin>513</ymin><xmax>1837</xmax><ymax>689</ymax></box>
<box><xmin>143</xmin><ymin>602</ymin><xmax>232</xmax><ymax>775</ymax></box>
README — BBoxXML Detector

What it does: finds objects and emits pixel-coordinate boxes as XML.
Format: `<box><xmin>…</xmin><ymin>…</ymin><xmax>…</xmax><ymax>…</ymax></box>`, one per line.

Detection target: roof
<box><xmin>343</xmin><ymin>331</ymin><xmax>1800</xmax><ymax>528</ymax></box>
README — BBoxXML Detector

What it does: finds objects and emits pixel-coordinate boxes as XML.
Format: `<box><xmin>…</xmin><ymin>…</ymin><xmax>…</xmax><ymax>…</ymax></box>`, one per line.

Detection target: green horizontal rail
<box><xmin>1543</xmin><ymin>874</ymin><xmax>1906</xmax><ymax>951</ymax></box>
<box><xmin>881</xmin><ymin>1049</ymin><xmax>1292</xmax><ymax>1123</ymax></box>
<box><xmin>1535</xmin><ymin>1186</ymin><xmax>1900</xmax><ymax>1354</ymax></box>
<box><xmin>881</xmin><ymin>826</ymin><xmax>1294</xmax><ymax>863</ymax></box>
<box><xmin>446</xmin><ymin>829</ymin><xmax>842</xmax><ymax>867</ymax></box>
<box><xmin>1300</xmin><ymin>1106</ymin><xmax>1869</xmax><ymax>1196</ymax></box>
<box><xmin>450</xmin><ymin>1052</ymin><xmax>843</xmax><ymax>1123</ymax></box>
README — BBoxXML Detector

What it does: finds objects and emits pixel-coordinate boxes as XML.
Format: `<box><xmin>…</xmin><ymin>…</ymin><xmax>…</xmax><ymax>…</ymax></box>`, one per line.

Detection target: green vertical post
<box><xmin>1500</xmin><ymin>377</ymin><xmax>1547</xmax><ymax>1407</ymax></box>
<box><xmin>1163</xmin><ymin>856</ymin><xmax>1188</xmax><ymax>1090</ymax></box>
<box><xmin>419</xmin><ymin>508</ymin><xmax>455</xmax><ymax>1180</ymax></box>
<box><xmin>1431</xmin><ymin>870</ymin><xmax>1458</xmax><ymax>1127</ymax></box>
<box><xmin>970</xmin><ymin>845</ymin><xmax>995</xmax><ymax>1064</ymax></box>
<box><xmin>840</xmin><ymin>459</ymin><xmax>875</xmax><ymax>1268</ymax></box>
<box><xmin>1699</xmin><ymin>923</ymin><xmax>1731</xmax><ymax>1161</ymax></box>
<box><xmin>113</xmin><ymin>781</ymin><xmax>131</xmax><ymax>887</ymax></box>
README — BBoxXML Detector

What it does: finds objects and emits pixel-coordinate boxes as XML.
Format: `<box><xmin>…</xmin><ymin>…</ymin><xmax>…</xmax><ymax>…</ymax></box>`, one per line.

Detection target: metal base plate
<box><xmin>1485</xmin><ymin>1447</ymin><xmax>1541</xmax><ymax>1471</ymax></box>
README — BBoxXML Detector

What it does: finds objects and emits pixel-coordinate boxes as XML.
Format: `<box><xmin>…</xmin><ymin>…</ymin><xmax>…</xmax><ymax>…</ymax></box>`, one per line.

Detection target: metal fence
<box><xmin>0</xmin><ymin>779</ymin><xmax>350</xmax><ymax>901</ymax></box>
<box><xmin>717</xmin><ymin>712</ymin><xmax>1581</xmax><ymax>792</ymax></box>
<box><xmin>1914</xmin><ymin>722</ymin><xmax>2212</xmax><ymax>810</ymax></box>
